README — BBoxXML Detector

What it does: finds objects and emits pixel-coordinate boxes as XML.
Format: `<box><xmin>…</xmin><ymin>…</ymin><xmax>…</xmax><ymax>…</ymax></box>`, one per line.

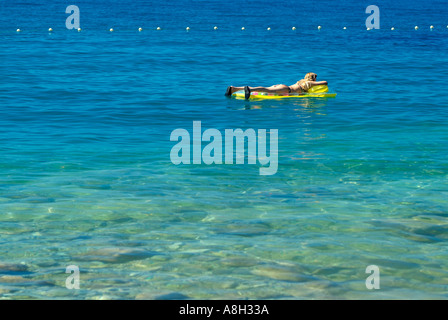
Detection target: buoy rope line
<box><xmin>13</xmin><ymin>26</ymin><xmax>447</xmax><ymax>33</ymax></box>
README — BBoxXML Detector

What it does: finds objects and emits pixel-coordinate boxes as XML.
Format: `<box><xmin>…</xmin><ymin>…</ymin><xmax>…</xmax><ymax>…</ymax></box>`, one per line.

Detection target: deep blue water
<box><xmin>0</xmin><ymin>0</ymin><xmax>448</xmax><ymax>299</ymax></box>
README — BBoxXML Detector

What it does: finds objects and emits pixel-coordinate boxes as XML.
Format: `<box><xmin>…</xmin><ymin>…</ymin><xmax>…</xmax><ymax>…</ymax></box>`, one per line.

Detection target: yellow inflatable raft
<box><xmin>232</xmin><ymin>85</ymin><xmax>336</xmax><ymax>100</ymax></box>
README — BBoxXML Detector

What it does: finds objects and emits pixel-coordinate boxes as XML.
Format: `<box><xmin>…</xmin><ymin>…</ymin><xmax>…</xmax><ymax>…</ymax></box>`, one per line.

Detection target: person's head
<box><xmin>304</xmin><ymin>72</ymin><xmax>317</xmax><ymax>81</ymax></box>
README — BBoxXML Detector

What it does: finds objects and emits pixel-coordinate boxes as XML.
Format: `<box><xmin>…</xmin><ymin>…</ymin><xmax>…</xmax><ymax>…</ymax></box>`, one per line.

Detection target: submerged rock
<box><xmin>0</xmin><ymin>287</ymin><xmax>15</xmax><ymax>294</ymax></box>
<box><xmin>215</xmin><ymin>220</ymin><xmax>271</xmax><ymax>237</ymax></box>
<box><xmin>173</xmin><ymin>209</ymin><xmax>209</xmax><ymax>222</ymax></box>
<box><xmin>136</xmin><ymin>291</ymin><xmax>190</xmax><ymax>300</ymax></box>
<box><xmin>0</xmin><ymin>262</ymin><xmax>29</xmax><ymax>273</ymax></box>
<box><xmin>251</xmin><ymin>264</ymin><xmax>316</xmax><ymax>282</ymax></box>
<box><xmin>0</xmin><ymin>275</ymin><xmax>54</xmax><ymax>287</ymax></box>
<box><xmin>155</xmin><ymin>292</ymin><xmax>190</xmax><ymax>300</ymax></box>
<box><xmin>221</xmin><ymin>256</ymin><xmax>258</xmax><ymax>267</ymax></box>
<box><xmin>0</xmin><ymin>275</ymin><xmax>28</xmax><ymax>283</ymax></box>
<box><xmin>77</xmin><ymin>247</ymin><xmax>157</xmax><ymax>264</ymax></box>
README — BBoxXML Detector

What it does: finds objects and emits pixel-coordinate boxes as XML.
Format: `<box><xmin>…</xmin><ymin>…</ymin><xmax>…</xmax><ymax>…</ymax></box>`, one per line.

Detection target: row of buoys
<box><xmin>15</xmin><ymin>25</ymin><xmax>448</xmax><ymax>33</ymax></box>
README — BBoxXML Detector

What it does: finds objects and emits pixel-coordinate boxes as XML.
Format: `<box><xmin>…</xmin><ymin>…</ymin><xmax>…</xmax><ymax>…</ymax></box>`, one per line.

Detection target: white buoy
<box><xmin>415</xmin><ymin>26</ymin><xmax>419</xmax><ymax>30</ymax></box>
<box><xmin>77</xmin><ymin>28</ymin><xmax>82</xmax><ymax>32</ymax></box>
<box><xmin>138</xmin><ymin>27</ymin><xmax>143</xmax><ymax>32</ymax></box>
<box><xmin>430</xmin><ymin>25</ymin><xmax>434</xmax><ymax>30</ymax></box>
<box><xmin>214</xmin><ymin>26</ymin><xmax>218</xmax><ymax>30</ymax></box>
<box><xmin>391</xmin><ymin>27</ymin><xmax>395</xmax><ymax>30</ymax></box>
<box><xmin>186</xmin><ymin>27</ymin><xmax>190</xmax><ymax>31</ymax></box>
<box><xmin>109</xmin><ymin>28</ymin><xmax>114</xmax><ymax>32</ymax></box>
<box><xmin>318</xmin><ymin>26</ymin><xmax>322</xmax><ymax>30</ymax></box>
<box><xmin>267</xmin><ymin>27</ymin><xmax>271</xmax><ymax>31</ymax></box>
<box><xmin>292</xmin><ymin>27</ymin><xmax>296</xmax><ymax>30</ymax></box>
<box><xmin>241</xmin><ymin>27</ymin><xmax>245</xmax><ymax>30</ymax></box>
<box><xmin>48</xmin><ymin>28</ymin><xmax>53</xmax><ymax>32</ymax></box>
<box><xmin>157</xmin><ymin>27</ymin><xmax>161</xmax><ymax>30</ymax></box>
<box><xmin>16</xmin><ymin>28</ymin><xmax>21</xmax><ymax>32</ymax></box>
<box><xmin>343</xmin><ymin>27</ymin><xmax>347</xmax><ymax>30</ymax></box>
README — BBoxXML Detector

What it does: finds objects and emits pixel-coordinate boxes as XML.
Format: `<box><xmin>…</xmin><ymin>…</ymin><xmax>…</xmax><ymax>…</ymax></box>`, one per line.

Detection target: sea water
<box><xmin>0</xmin><ymin>0</ymin><xmax>447</xmax><ymax>299</ymax></box>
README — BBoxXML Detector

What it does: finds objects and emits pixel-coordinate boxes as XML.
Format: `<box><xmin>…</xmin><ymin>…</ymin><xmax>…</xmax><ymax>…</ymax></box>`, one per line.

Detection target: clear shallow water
<box><xmin>0</xmin><ymin>0</ymin><xmax>448</xmax><ymax>299</ymax></box>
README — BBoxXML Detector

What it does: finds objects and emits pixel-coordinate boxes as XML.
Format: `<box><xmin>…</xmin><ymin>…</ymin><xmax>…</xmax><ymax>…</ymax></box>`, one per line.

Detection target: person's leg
<box><xmin>249</xmin><ymin>84</ymin><xmax>290</xmax><ymax>94</ymax></box>
<box><xmin>226</xmin><ymin>84</ymin><xmax>290</xmax><ymax>96</ymax></box>
<box><xmin>231</xmin><ymin>86</ymin><xmax>245</xmax><ymax>93</ymax></box>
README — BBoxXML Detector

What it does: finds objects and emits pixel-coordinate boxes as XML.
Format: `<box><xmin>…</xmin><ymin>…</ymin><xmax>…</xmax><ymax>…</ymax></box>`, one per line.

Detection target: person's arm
<box><xmin>310</xmin><ymin>81</ymin><xmax>328</xmax><ymax>86</ymax></box>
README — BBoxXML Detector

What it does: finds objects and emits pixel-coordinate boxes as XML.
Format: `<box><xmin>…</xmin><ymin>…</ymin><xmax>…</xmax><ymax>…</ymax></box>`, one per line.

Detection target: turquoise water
<box><xmin>1</xmin><ymin>0</ymin><xmax>448</xmax><ymax>299</ymax></box>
